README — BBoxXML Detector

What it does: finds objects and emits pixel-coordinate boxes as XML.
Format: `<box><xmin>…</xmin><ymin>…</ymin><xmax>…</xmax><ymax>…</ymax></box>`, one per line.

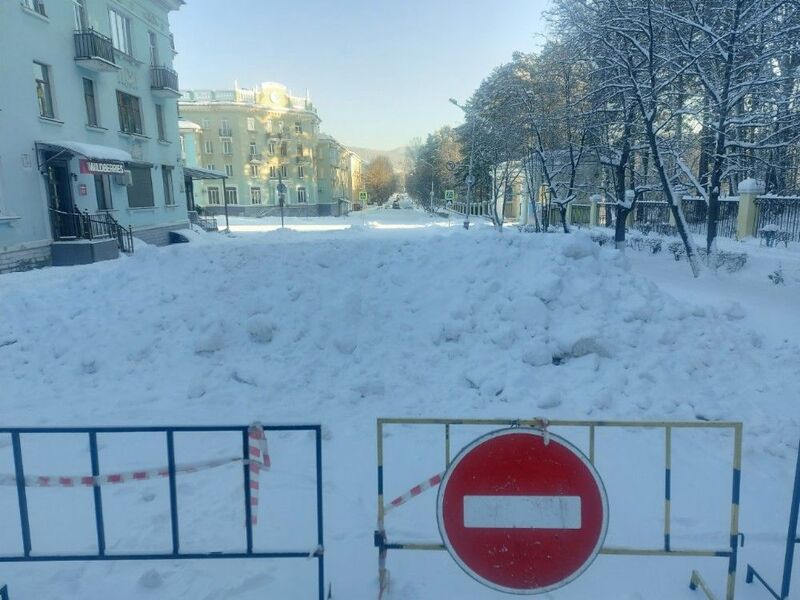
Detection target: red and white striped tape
<box><xmin>383</xmin><ymin>471</ymin><xmax>444</xmax><ymax>515</ymax></box>
<box><xmin>248</xmin><ymin>422</ymin><xmax>270</xmax><ymax>526</ymax></box>
<box><xmin>0</xmin><ymin>423</ymin><xmax>271</xmax><ymax>526</ymax></box>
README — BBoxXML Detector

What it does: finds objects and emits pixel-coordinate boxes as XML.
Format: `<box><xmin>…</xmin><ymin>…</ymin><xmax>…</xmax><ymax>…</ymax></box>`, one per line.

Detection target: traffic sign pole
<box><xmin>437</xmin><ymin>428</ymin><xmax>608</xmax><ymax>594</ymax></box>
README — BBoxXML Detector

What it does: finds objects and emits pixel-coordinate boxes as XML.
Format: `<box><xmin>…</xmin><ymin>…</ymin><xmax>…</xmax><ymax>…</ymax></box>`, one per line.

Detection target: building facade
<box><xmin>180</xmin><ymin>83</ymin><xmax>363</xmax><ymax>217</ymax></box>
<box><xmin>0</xmin><ymin>0</ymin><xmax>188</xmax><ymax>272</ymax></box>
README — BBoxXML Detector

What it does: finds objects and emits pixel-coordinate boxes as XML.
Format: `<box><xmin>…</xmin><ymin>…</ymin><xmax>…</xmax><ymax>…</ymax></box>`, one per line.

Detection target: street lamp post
<box><xmin>277</xmin><ymin>173</ymin><xmax>287</xmax><ymax>229</ymax></box>
<box><xmin>417</xmin><ymin>158</ymin><xmax>436</xmax><ymax>214</ymax></box>
<box><xmin>450</xmin><ymin>98</ymin><xmax>476</xmax><ymax>230</ymax></box>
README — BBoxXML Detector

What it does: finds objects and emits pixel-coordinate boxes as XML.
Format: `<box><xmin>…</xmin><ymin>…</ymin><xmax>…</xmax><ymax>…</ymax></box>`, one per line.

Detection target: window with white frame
<box><xmin>298</xmin><ymin>165</ymin><xmax>305</xmax><ymax>178</ymax></box>
<box><xmin>297</xmin><ymin>143</ymin><xmax>303</xmax><ymax>157</ymax></box>
<box><xmin>206</xmin><ymin>163</ymin><xmax>215</xmax><ymax>171</ymax></box>
<box><xmin>23</xmin><ymin>0</ymin><xmax>47</xmax><ymax>17</ymax></box>
<box><xmin>207</xmin><ymin>186</ymin><xmax>220</xmax><ymax>205</ymax></box>
<box><xmin>83</xmin><ymin>77</ymin><xmax>99</xmax><ymax>126</ymax></box>
<box><xmin>247</xmin><ymin>117</ymin><xmax>256</xmax><ymax>131</ymax></box>
<box><xmin>225</xmin><ymin>164</ymin><xmax>233</xmax><ymax>177</ymax></box>
<box><xmin>297</xmin><ymin>187</ymin><xmax>307</xmax><ymax>204</ymax></box>
<box><xmin>269</xmin><ymin>166</ymin><xmax>277</xmax><ymax>179</ymax></box>
<box><xmin>162</xmin><ymin>166</ymin><xmax>175</xmax><ymax>205</ymax></box>
<box><xmin>201</xmin><ymin>118</ymin><xmax>211</xmax><ymax>129</ymax></box>
<box><xmin>249</xmin><ymin>164</ymin><xmax>259</xmax><ymax>178</ymax></box>
<box><xmin>268</xmin><ymin>141</ymin><xmax>276</xmax><ymax>154</ymax></box>
<box><xmin>34</xmin><ymin>62</ymin><xmax>55</xmax><ymax>119</ymax></box>
<box><xmin>203</xmin><ymin>140</ymin><xmax>213</xmax><ymax>154</ymax></box>
<box><xmin>251</xmin><ymin>187</ymin><xmax>262</xmax><ymax>204</ymax></box>
<box><xmin>73</xmin><ymin>0</ymin><xmax>86</xmax><ymax>29</ymax></box>
<box><xmin>249</xmin><ymin>142</ymin><xmax>258</xmax><ymax>157</ymax></box>
<box><xmin>295</xmin><ymin>122</ymin><xmax>302</xmax><ymax>134</ymax></box>
<box><xmin>225</xmin><ymin>187</ymin><xmax>238</xmax><ymax>205</ymax></box>
<box><xmin>280</xmin><ymin>165</ymin><xmax>288</xmax><ymax>178</ymax></box>
<box><xmin>109</xmin><ymin>9</ymin><xmax>132</xmax><ymax>55</ymax></box>
<box><xmin>266</xmin><ymin>120</ymin><xmax>273</xmax><ymax>134</ymax></box>
<box><xmin>222</xmin><ymin>138</ymin><xmax>232</xmax><ymax>154</ymax></box>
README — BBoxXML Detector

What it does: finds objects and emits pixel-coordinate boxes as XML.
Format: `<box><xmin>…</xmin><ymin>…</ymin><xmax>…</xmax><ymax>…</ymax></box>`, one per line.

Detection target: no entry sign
<box><xmin>436</xmin><ymin>428</ymin><xmax>608</xmax><ymax>594</ymax></box>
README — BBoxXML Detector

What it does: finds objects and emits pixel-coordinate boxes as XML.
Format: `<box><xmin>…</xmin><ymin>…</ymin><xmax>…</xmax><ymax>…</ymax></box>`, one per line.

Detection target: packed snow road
<box><xmin>0</xmin><ymin>208</ymin><xmax>798</xmax><ymax>599</ymax></box>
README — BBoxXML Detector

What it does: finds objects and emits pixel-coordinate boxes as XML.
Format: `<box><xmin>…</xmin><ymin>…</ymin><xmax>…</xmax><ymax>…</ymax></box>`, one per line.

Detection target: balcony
<box><xmin>249</xmin><ymin>153</ymin><xmax>263</xmax><ymax>162</ymax></box>
<box><xmin>73</xmin><ymin>29</ymin><xmax>119</xmax><ymax>72</ymax></box>
<box><xmin>219</xmin><ymin>127</ymin><xmax>233</xmax><ymax>137</ymax></box>
<box><xmin>150</xmin><ymin>66</ymin><xmax>181</xmax><ymax>98</ymax></box>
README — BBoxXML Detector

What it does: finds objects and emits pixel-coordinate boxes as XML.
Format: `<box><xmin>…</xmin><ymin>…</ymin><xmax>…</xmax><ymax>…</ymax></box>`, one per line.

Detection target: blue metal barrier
<box><xmin>0</xmin><ymin>425</ymin><xmax>325</xmax><ymax>600</ymax></box>
<box><xmin>746</xmin><ymin>437</ymin><xmax>800</xmax><ymax>599</ymax></box>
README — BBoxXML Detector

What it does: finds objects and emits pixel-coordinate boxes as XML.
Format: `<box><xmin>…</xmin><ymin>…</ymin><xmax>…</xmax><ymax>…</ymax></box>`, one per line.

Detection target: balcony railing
<box><xmin>73</xmin><ymin>29</ymin><xmax>118</xmax><ymax>71</ymax></box>
<box><xmin>219</xmin><ymin>127</ymin><xmax>233</xmax><ymax>137</ymax></box>
<box><xmin>249</xmin><ymin>153</ymin><xmax>263</xmax><ymax>162</ymax></box>
<box><xmin>150</xmin><ymin>66</ymin><xmax>180</xmax><ymax>97</ymax></box>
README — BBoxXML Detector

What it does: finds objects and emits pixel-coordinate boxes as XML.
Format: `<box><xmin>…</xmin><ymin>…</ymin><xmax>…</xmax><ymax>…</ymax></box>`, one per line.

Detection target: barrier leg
<box><xmin>690</xmin><ymin>571</ymin><xmax>719</xmax><ymax>600</ymax></box>
<box><xmin>746</xmin><ymin>438</ymin><xmax>800</xmax><ymax>600</ymax></box>
<box><xmin>0</xmin><ymin>585</ymin><xmax>8</xmax><ymax>600</ymax></box>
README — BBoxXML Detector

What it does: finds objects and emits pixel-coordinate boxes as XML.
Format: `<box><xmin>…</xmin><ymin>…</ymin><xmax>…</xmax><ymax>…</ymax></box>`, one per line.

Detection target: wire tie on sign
<box><xmin>535</xmin><ymin>418</ymin><xmax>551</xmax><ymax>445</ymax></box>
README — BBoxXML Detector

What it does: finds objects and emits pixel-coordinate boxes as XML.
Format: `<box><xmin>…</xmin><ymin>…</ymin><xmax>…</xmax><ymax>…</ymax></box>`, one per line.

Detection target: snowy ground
<box><xmin>0</xmin><ymin>208</ymin><xmax>798</xmax><ymax>599</ymax></box>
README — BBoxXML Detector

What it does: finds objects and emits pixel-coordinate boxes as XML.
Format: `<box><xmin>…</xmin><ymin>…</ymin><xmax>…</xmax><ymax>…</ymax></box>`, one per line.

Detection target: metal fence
<box><xmin>571</xmin><ymin>204</ymin><xmax>591</xmax><ymax>226</ymax></box>
<box><xmin>754</xmin><ymin>197</ymin><xmax>800</xmax><ymax>243</ymax></box>
<box><xmin>597</xmin><ymin>202</ymin><xmax>615</xmax><ymax>227</ymax></box>
<box><xmin>682</xmin><ymin>198</ymin><xmax>739</xmax><ymax>239</ymax></box>
<box><xmin>376</xmin><ymin>417</ymin><xmax>743</xmax><ymax>600</ymax></box>
<box><xmin>633</xmin><ymin>200</ymin><xmax>670</xmax><ymax>229</ymax></box>
<box><xmin>0</xmin><ymin>424</ymin><xmax>325</xmax><ymax>600</ymax></box>
<box><xmin>0</xmin><ymin>584</ymin><xmax>8</xmax><ymax>600</ymax></box>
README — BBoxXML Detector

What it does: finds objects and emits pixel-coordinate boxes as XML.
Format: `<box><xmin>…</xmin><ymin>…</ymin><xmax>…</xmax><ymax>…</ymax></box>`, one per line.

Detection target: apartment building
<box><xmin>180</xmin><ymin>82</ymin><xmax>363</xmax><ymax>217</ymax></box>
<box><xmin>0</xmin><ymin>0</ymin><xmax>187</xmax><ymax>272</ymax></box>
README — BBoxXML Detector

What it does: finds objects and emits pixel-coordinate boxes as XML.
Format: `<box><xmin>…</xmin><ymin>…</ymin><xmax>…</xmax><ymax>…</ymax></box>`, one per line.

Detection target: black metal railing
<box><xmin>220</xmin><ymin>127</ymin><xmax>233</xmax><ymax>137</ymax></box>
<box><xmin>50</xmin><ymin>209</ymin><xmax>134</xmax><ymax>254</ymax></box>
<box><xmin>571</xmin><ymin>204</ymin><xmax>591</xmax><ymax>226</ymax></box>
<box><xmin>249</xmin><ymin>153</ymin><xmax>262</xmax><ymax>162</ymax></box>
<box><xmin>189</xmin><ymin>211</ymin><xmax>218</xmax><ymax>232</ymax></box>
<box><xmin>74</xmin><ymin>29</ymin><xmax>116</xmax><ymax>65</ymax></box>
<box><xmin>633</xmin><ymin>200</ymin><xmax>670</xmax><ymax>229</ymax></box>
<box><xmin>150</xmin><ymin>66</ymin><xmax>179</xmax><ymax>93</ymax></box>
<box><xmin>754</xmin><ymin>197</ymin><xmax>800</xmax><ymax>243</ymax></box>
<box><xmin>682</xmin><ymin>197</ymin><xmax>739</xmax><ymax>239</ymax></box>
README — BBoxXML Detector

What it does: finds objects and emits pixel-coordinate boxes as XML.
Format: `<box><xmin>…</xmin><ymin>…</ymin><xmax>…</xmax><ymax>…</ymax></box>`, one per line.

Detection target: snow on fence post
<box><xmin>590</xmin><ymin>195</ymin><xmax>600</xmax><ymax>227</ymax></box>
<box><xmin>736</xmin><ymin>179</ymin><xmax>764</xmax><ymax>239</ymax></box>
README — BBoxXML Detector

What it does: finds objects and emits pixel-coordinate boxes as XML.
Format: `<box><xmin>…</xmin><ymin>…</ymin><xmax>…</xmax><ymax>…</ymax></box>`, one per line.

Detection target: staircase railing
<box><xmin>50</xmin><ymin>209</ymin><xmax>134</xmax><ymax>254</ymax></box>
<box><xmin>1</xmin><ymin>584</ymin><xmax>9</xmax><ymax>600</ymax></box>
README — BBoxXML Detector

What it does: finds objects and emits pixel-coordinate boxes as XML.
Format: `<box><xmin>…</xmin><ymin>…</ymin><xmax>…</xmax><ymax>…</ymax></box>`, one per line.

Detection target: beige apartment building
<box><xmin>179</xmin><ymin>82</ymin><xmax>363</xmax><ymax>216</ymax></box>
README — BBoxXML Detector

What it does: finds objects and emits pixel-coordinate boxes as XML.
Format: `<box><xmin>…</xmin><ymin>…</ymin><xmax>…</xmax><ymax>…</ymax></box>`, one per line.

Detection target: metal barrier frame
<box><xmin>376</xmin><ymin>418</ymin><xmax>743</xmax><ymax>600</ymax></box>
<box><xmin>746</xmin><ymin>437</ymin><xmax>800</xmax><ymax>599</ymax></box>
<box><xmin>0</xmin><ymin>425</ymin><xmax>325</xmax><ymax>600</ymax></box>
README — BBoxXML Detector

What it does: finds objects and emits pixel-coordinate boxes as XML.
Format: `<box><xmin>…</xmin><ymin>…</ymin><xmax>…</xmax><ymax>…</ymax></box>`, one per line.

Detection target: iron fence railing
<box><xmin>50</xmin><ymin>209</ymin><xmax>134</xmax><ymax>254</ymax></box>
<box><xmin>597</xmin><ymin>202</ymin><xmax>616</xmax><ymax>227</ymax></box>
<box><xmin>634</xmin><ymin>200</ymin><xmax>671</xmax><ymax>228</ymax></box>
<box><xmin>754</xmin><ymin>197</ymin><xmax>800</xmax><ymax>243</ymax></box>
<box><xmin>682</xmin><ymin>197</ymin><xmax>739</xmax><ymax>239</ymax></box>
<box><xmin>571</xmin><ymin>204</ymin><xmax>591</xmax><ymax>226</ymax></box>
<box><xmin>73</xmin><ymin>29</ymin><xmax>116</xmax><ymax>65</ymax></box>
<box><xmin>189</xmin><ymin>211</ymin><xmax>218</xmax><ymax>232</ymax></box>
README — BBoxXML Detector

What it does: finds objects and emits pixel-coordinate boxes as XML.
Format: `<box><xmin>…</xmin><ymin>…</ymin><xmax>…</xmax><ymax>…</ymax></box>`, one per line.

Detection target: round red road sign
<box><xmin>436</xmin><ymin>428</ymin><xmax>608</xmax><ymax>594</ymax></box>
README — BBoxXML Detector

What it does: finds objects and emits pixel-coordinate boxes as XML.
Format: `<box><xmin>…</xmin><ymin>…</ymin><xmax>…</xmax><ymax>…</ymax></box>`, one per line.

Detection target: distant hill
<box><xmin>348</xmin><ymin>146</ymin><xmax>409</xmax><ymax>171</ymax></box>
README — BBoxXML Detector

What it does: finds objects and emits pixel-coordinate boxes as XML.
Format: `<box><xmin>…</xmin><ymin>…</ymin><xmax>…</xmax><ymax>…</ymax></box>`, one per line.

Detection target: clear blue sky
<box><xmin>172</xmin><ymin>0</ymin><xmax>550</xmax><ymax>150</ymax></box>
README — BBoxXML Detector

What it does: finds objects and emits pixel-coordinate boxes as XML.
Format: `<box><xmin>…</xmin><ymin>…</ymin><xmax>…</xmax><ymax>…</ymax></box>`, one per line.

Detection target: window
<box><xmin>109</xmin><ymin>9</ymin><xmax>132</xmax><ymax>55</ymax></box>
<box><xmin>266</xmin><ymin>120</ymin><xmax>273</xmax><ymax>134</ymax></box>
<box><xmin>116</xmin><ymin>91</ymin><xmax>143</xmax><ymax>135</ymax></box>
<box><xmin>207</xmin><ymin>186</ymin><xmax>220</xmax><ymax>205</ymax></box>
<box><xmin>33</xmin><ymin>62</ymin><xmax>54</xmax><ymax>119</ymax></box>
<box><xmin>83</xmin><ymin>78</ymin><xmax>98</xmax><ymax>126</ymax></box>
<box><xmin>203</xmin><ymin>140</ymin><xmax>213</xmax><ymax>154</ymax></box>
<box><xmin>155</xmin><ymin>104</ymin><xmax>166</xmax><ymax>141</ymax></box>
<box><xmin>222</xmin><ymin>138</ymin><xmax>232</xmax><ymax>154</ymax></box>
<box><xmin>73</xmin><ymin>0</ymin><xmax>86</xmax><ymax>29</ymax></box>
<box><xmin>201</xmin><ymin>118</ymin><xmax>211</xmax><ymax>129</ymax></box>
<box><xmin>23</xmin><ymin>0</ymin><xmax>46</xmax><ymax>17</ymax></box>
<box><xmin>251</xmin><ymin>187</ymin><xmax>262</xmax><ymax>204</ymax></box>
<box><xmin>297</xmin><ymin>187</ymin><xmax>307</xmax><ymax>204</ymax></box>
<box><xmin>179</xmin><ymin>135</ymin><xmax>185</xmax><ymax>155</ymax></box>
<box><xmin>225</xmin><ymin>164</ymin><xmax>233</xmax><ymax>177</ymax></box>
<box><xmin>295</xmin><ymin>122</ymin><xmax>302</xmax><ymax>134</ymax></box>
<box><xmin>268</xmin><ymin>141</ymin><xmax>276</xmax><ymax>154</ymax></box>
<box><xmin>249</xmin><ymin>164</ymin><xmax>259</xmax><ymax>178</ymax></box>
<box><xmin>94</xmin><ymin>174</ymin><xmax>112</xmax><ymax>210</ymax></box>
<box><xmin>162</xmin><ymin>166</ymin><xmax>174</xmax><ymax>205</ymax></box>
<box><xmin>298</xmin><ymin>166</ymin><xmax>305</xmax><ymax>178</ymax></box>
<box><xmin>220</xmin><ymin>118</ymin><xmax>230</xmax><ymax>134</ymax></box>
<box><xmin>206</xmin><ymin>164</ymin><xmax>215</xmax><ymax>171</ymax></box>
<box><xmin>297</xmin><ymin>143</ymin><xmax>303</xmax><ymax>157</ymax></box>
<box><xmin>249</xmin><ymin>142</ymin><xmax>258</xmax><ymax>156</ymax></box>
<box><xmin>280</xmin><ymin>142</ymin><xmax>288</xmax><ymax>157</ymax></box>
<box><xmin>225</xmin><ymin>187</ymin><xmax>238</xmax><ymax>205</ymax></box>
<box><xmin>247</xmin><ymin>117</ymin><xmax>256</xmax><ymax>131</ymax></box>
<box><xmin>148</xmin><ymin>31</ymin><xmax>159</xmax><ymax>66</ymax></box>
<box><xmin>280</xmin><ymin>165</ymin><xmax>288</xmax><ymax>178</ymax></box>
<box><xmin>128</xmin><ymin>166</ymin><xmax>155</xmax><ymax>208</ymax></box>
<box><xmin>269</xmin><ymin>166</ymin><xmax>277</xmax><ymax>179</ymax></box>
<box><xmin>278</xmin><ymin>121</ymin><xmax>284</xmax><ymax>134</ymax></box>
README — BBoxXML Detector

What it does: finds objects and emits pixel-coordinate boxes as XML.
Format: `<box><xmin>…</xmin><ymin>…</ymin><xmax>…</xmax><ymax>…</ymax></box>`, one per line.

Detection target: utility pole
<box><xmin>450</xmin><ymin>98</ymin><xmax>476</xmax><ymax>230</ymax></box>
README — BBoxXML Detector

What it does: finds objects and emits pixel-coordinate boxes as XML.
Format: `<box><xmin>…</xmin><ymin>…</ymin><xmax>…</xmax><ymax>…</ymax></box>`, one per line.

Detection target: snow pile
<box><xmin>0</xmin><ymin>221</ymin><xmax>798</xmax><ymax>599</ymax></box>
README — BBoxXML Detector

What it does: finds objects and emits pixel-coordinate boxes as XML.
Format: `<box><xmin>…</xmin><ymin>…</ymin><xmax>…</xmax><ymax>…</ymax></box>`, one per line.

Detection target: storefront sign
<box><xmin>80</xmin><ymin>159</ymin><xmax>125</xmax><ymax>175</ymax></box>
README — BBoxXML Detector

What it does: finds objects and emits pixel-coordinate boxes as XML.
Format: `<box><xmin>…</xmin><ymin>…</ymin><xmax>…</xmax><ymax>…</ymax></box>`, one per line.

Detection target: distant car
<box><xmin>392</xmin><ymin>200</ymin><xmax>400</xmax><ymax>209</ymax></box>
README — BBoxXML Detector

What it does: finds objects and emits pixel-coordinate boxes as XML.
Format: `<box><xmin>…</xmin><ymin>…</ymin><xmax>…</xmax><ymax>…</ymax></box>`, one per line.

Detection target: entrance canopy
<box><xmin>183</xmin><ymin>166</ymin><xmax>226</xmax><ymax>180</ymax></box>
<box><xmin>36</xmin><ymin>141</ymin><xmax>132</xmax><ymax>164</ymax></box>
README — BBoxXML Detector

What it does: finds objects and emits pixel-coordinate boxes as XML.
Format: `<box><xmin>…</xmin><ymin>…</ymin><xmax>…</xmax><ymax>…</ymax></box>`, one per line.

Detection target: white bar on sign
<box><xmin>463</xmin><ymin>495</ymin><xmax>582</xmax><ymax>529</ymax></box>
